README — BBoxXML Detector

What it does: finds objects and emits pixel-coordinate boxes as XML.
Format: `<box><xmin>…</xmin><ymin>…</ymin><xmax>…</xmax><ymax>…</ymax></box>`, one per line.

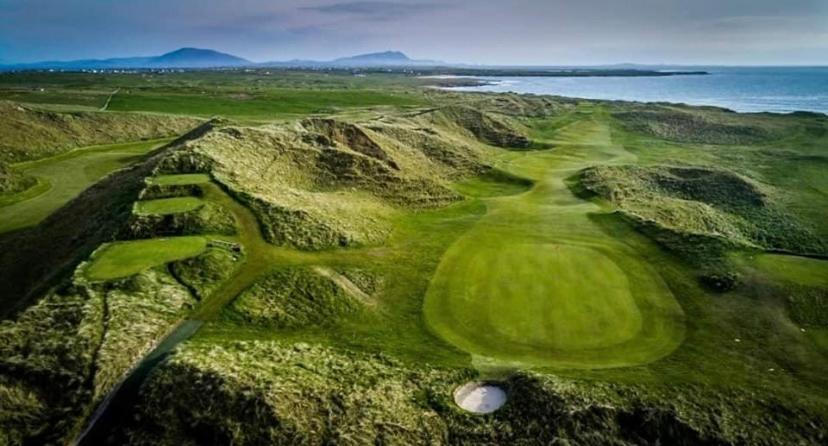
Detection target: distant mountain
<box><xmin>148</xmin><ymin>48</ymin><xmax>249</xmax><ymax>68</ymax></box>
<box><xmin>2</xmin><ymin>48</ymin><xmax>250</xmax><ymax>70</ymax></box>
<box><xmin>260</xmin><ymin>51</ymin><xmax>441</xmax><ymax>68</ymax></box>
<box><xmin>0</xmin><ymin>48</ymin><xmax>442</xmax><ymax>71</ymax></box>
<box><xmin>331</xmin><ymin>51</ymin><xmax>414</xmax><ymax>66</ymax></box>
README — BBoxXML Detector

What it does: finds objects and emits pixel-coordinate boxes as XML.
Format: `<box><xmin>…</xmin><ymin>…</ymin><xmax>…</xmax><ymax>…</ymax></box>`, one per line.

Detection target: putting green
<box><xmin>85</xmin><ymin>236</ymin><xmax>207</xmax><ymax>281</ymax></box>
<box><xmin>425</xmin><ymin>110</ymin><xmax>685</xmax><ymax>368</ymax></box>
<box><xmin>147</xmin><ymin>173</ymin><xmax>211</xmax><ymax>186</ymax></box>
<box><xmin>134</xmin><ymin>197</ymin><xmax>204</xmax><ymax>215</ymax></box>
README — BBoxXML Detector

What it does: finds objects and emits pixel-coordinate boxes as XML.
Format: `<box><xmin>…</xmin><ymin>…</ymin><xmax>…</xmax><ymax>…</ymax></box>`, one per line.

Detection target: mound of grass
<box><xmin>169</xmin><ymin>249</ymin><xmax>240</xmax><ymax>300</ymax></box>
<box><xmin>612</xmin><ymin>105</ymin><xmax>782</xmax><ymax>145</ymax></box>
<box><xmin>577</xmin><ymin>165</ymin><xmax>825</xmax><ymax>258</ymax></box>
<box><xmin>0</xmin><ymin>161</ymin><xmax>36</xmax><ymax>194</ymax></box>
<box><xmin>126</xmin><ymin>200</ymin><xmax>236</xmax><ymax>239</ymax></box>
<box><xmin>109</xmin><ymin>340</ymin><xmax>825</xmax><ymax>445</ymax></box>
<box><xmin>0</xmin><ymin>100</ymin><xmax>200</xmax><ymax>163</ymax></box>
<box><xmin>427</xmin><ymin>105</ymin><xmax>531</xmax><ymax>149</ymax></box>
<box><xmin>84</xmin><ymin>236</ymin><xmax>207</xmax><ymax>281</ymax></box>
<box><xmin>225</xmin><ymin>266</ymin><xmax>366</xmax><ymax>328</ymax></box>
<box><xmin>155</xmin><ymin>117</ymin><xmax>478</xmax><ymax>249</ymax></box>
<box><xmin>0</xmin><ymin>264</ymin><xmax>197</xmax><ymax>444</ymax></box>
<box><xmin>134</xmin><ymin>197</ymin><xmax>204</xmax><ymax>215</ymax></box>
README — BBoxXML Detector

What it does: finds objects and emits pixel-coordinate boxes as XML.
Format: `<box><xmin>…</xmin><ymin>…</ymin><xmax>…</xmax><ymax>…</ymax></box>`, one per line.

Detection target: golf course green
<box><xmin>147</xmin><ymin>173</ymin><xmax>211</xmax><ymax>186</ymax></box>
<box><xmin>134</xmin><ymin>196</ymin><xmax>204</xmax><ymax>215</ymax></box>
<box><xmin>85</xmin><ymin>236</ymin><xmax>207</xmax><ymax>281</ymax></box>
<box><xmin>425</xmin><ymin>110</ymin><xmax>685</xmax><ymax>368</ymax></box>
<box><xmin>0</xmin><ymin>138</ymin><xmax>171</xmax><ymax>233</ymax></box>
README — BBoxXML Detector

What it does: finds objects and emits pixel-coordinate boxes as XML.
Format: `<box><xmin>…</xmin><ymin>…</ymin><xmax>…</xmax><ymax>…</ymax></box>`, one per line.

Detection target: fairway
<box><xmin>425</xmin><ymin>111</ymin><xmax>685</xmax><ymax>368</ymax></box>
<box><xmin>85</xmin><ymin>236</ymin><xmax>207</xmax><ymax>281</ymax></box>
<box><xmin>752</xmin><ymin>254</ymin><xmax>828</xmax><ymax>288</ymax></box>
<box><xmin>134</xmin><ymin>197</ymin><xmax>204</xmax><ymax>215</ymax></box>
<box><xmin>0</xmin><ymin>139</ymin><xmax>171</xmax><ymax>233</ymax></box>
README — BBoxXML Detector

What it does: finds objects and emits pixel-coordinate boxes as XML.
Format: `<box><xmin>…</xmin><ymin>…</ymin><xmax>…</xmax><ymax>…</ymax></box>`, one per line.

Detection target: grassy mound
<box><xmin>109</xmin><ymin>340</ymin><xmax>825</xmax><ymax>445</ymax></box>
<box><xmin>0</xmin><ymin>265</ymin><xmax>196</xmax><ymax>444</ymax></box>
<box><xmin>154</xmin><ymin>116</ymin><xmax>486</xmax><ymax>249</ymax></box>
<box><xmin>425</xmin><ymin>105</ymin><xmax>531</xmax><ymax>149</ymax></box>
<box><xmin>0</xmin><ymin>161</ymin><xmax>35</xmax><ymax>194</ymax></box>
<box><xmin>577</xmin><ymin>165</ymin><xmax>825</xmax><ymax>258</ymax></box>
<box><xmin>84</xmin><ymin>236</ymin><xmax>207</xmax><ymax>281</ymax></box>
<box><xmin>0</xmin><ymin>100</ymin><xmax>200</xmax><ymax>163</ymax></box>
<box><xmin>225</xmin><ymin>266</ymin><xmax>369</xmax><ymax>328</ymax></box>
<box><xmin>169</xmin><ymin>249</ymin><xmax>240</xmax><ymax>300</ymax></box>
<box><xmin>612</xmin><ymin>105</ymin><xmax>784</xmax><ymax>145</ymax></box>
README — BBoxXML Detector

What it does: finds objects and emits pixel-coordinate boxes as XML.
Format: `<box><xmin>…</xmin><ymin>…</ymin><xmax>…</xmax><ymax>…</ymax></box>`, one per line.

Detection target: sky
<box><xmin>1</xmin><ymin>0</ymin><xmax>826</xmax><ymax>65</ymax></box>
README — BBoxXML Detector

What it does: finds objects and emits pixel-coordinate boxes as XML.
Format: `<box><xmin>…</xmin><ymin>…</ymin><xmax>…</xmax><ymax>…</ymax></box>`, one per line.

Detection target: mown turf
<box><xmin>752</xmin><ymin>254</ymin><xmax>828</xmax><ymax>288</ymax></box>
<box><xmin>452</xmin><ymin>169</ymin><xmax>533</xmax><ymax>198</ymax></box>
<box><xmin>84</xmin><ymin>236</ymin><xmax>207</xmax><ymax>281</ymax></box>
<box><xmin>134</xmin><ymin>197</ymin><xmax>204</xmax><ymax>215</ymax></box>
<box><xmin>147</xmin><ymin>173</ymin><xmax>211</xmax><ymax>186</ymax></box>
<box><xmin>425</xmin><ymin>109</ymin><xmax>685</xmax><ymax>368</ymax></box>
<box><xmin>0</xmin><ymin>139</ymin><xmax>171</xmax><ymax>233</ymax></box>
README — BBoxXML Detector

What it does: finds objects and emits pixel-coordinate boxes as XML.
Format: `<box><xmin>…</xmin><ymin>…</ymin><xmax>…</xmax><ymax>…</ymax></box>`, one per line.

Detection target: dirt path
<box><xmin>99</xmin><ymin>88</ymin><xmax>120</xmax><ymax>111</ymax></box>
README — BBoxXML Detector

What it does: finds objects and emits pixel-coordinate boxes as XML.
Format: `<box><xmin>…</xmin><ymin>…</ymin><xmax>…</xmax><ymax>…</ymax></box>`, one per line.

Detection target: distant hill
<box><xmin>261</xmin><ymin>51</ymin><xmax>440</xmax><ymax>68</ymax></box>
<box><xmin>146</xmin><ymin>48</ymin><xmax>249</xmax><ymax>68</ymax></box>
<box><xmin>331</xmin><ymin>51</ymin><xmax>418</xmax><ymax>66</ymax></box>
<box><xmin>2</xmin><ymin>48</ymin><xmax>250</xmax><ymax>70</ymax></box>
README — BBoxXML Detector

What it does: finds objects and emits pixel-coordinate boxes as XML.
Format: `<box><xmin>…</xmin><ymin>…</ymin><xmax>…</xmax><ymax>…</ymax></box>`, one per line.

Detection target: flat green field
<box><xmin>147</xmin><ymin>173</ymin><xmax>211</xmax><ymax>186</ymax></box>
<box><xmin>85</xmin><ymin>236</ymin><xmax>207</xmax><ymax>281</ymax></box>
<box><xmin>134</xmin><ymin>197</ymin><xmax>204</xmax><ymax>215</ymax></box>
<box><xmin>0</xmin><ymin>139</ymin><xmax>171</xmax><ymax>233</ymax></box>
<box><xmin>425</xmin><ymin>111</ymin><xmax>685</xmax><ymax>368</ymax></box>
<box><xmin>108</xmin><ymin>88</ymin><xmax>426</xmax><ymax>119</ymax></box>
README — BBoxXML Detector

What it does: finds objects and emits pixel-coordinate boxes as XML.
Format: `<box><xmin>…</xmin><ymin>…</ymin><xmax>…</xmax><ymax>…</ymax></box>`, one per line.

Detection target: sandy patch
<box><xmin>454</xmin><ymin>382</ymin><xmax>507</xmax><ymax>414</ymax></box>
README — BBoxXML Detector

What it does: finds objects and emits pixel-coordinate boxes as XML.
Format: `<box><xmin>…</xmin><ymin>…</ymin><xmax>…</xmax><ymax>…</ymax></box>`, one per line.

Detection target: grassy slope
<box><xmin>0</xmin><ymin>100</ymin><xmax>199</xmax><ymax>163</ymax></box>
<box><xmin>0</xmin><ymin>139</ymin><xmax>173</xmax><ymax>233</ymax></box>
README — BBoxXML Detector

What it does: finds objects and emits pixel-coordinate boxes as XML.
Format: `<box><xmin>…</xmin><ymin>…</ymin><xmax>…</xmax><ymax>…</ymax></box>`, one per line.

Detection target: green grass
<box><xmin>752</xmin><ymin>254</ymin><xmax>828</xmax><ymax>287</ymax></box>
<box><xmin>84</xmin><ymin>236</ymin><xmax>207</xmax><ymax>281</ymax></box>
<box><xmin>2</xmin><ymin>72</ymin><xmax>827</xmax><ymax>444</ymax></box>
<box><xmin>134</xmin><ymin>197</ymin><xmax>204</xmax><ymax>215</ymax></box>
<box><xmin>0</xmin><ymin>139</ymin><xmax>171</xmax><ymax>233</ymax></box>
<box><xmin>0</xmin><ymin>175</ymin><xmax>50</xmax><ymax>207</ymax></box>
<box><xmin>425</xmin><ymin>112</ymin><xmax>684</xmax><ymax>368</ymax></box>
<box><xmin>147</xmin><ymin>173</ymin><xmax>211</xmax><ymax>186</ymax></box>
<box><xmin>452</xmin><ymin>169</ymin><xmax>533</xmax><ymax>198</ymax></box>
<box><xmin>108</xmin><ymin>88</ymin><xmax>427</xmax><ymax>119</ymax></box>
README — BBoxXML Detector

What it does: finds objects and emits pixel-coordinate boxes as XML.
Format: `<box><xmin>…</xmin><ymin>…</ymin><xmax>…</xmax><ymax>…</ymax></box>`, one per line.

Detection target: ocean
<box><xmin>444</xmin><ymin>67</ymin><xmax>828</xmax><ymax>114</ymax></box>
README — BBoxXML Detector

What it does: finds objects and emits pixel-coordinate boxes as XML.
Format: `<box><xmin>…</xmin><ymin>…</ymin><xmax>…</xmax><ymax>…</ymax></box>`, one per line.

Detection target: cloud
<box><xmin>301</xmin><ymin>1</ymin><xmax>447</xmax><ymax>20</ymax></box>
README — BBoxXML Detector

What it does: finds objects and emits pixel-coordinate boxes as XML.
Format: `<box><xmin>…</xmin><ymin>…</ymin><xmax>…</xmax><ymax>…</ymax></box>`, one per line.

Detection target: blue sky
<box><xmin>1</xmin><ymin>0</ymin><xmax>826</xmax><ymax>65</ymax></box>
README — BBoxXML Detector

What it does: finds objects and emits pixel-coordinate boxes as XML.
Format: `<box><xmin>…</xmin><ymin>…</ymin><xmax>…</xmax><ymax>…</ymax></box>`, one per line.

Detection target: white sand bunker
<box><xmin>454</xmin><ymin>382</ymin><xmax>507</xmax><ymax>414</ymax></box>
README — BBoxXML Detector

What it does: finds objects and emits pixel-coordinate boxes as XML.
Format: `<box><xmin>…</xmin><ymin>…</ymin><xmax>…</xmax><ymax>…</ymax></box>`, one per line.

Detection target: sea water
<box><xmin>445</xmin><ymin>67</ymin><xmax>828</xmax><ymax>114</ymax></box>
